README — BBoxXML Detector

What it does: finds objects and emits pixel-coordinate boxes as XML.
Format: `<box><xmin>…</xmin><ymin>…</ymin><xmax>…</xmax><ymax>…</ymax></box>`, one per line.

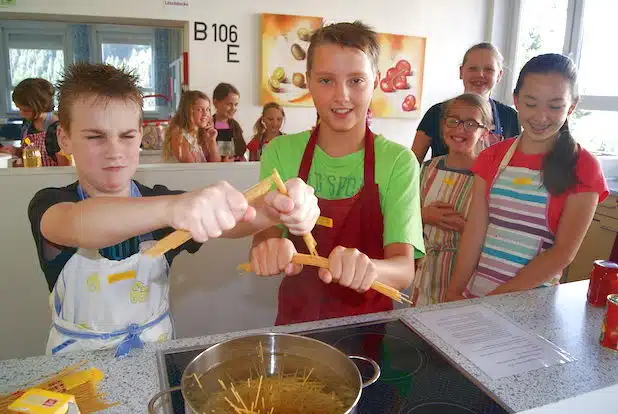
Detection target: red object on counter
<box><xmin>600</xmin><ymin>294</ymin><xmax>618</xmax><ymax>351</ymax></box>
<box><xmin>587</xmin><ymin>260</ymin><xmax>618</xmax><ymax>307</ymax></box>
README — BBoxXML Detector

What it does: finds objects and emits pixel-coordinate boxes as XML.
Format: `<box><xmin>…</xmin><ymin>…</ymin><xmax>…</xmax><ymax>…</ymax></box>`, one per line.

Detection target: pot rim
<box><xmin>181</xmin><ymin>332</ymin><xmax>366</xmax><ymax>413</ymax></box>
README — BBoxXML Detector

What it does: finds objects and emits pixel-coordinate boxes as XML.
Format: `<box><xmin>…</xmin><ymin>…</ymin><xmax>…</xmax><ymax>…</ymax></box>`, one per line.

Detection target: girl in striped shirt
<box><xmin>413</xmin><ymin>93</ymin><xmax>494</xmax><ymax>305</ymax></box>
<box><xmin>446</xmin><ymin>54</ymin><xmax>608</xmax><ymax>300</ymax></box>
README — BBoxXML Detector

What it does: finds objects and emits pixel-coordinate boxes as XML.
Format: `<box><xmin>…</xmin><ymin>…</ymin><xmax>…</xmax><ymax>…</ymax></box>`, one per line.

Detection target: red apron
<box><xmin>275</xmin><ymin>125</ymin><xmax>393</xmax><ymax>325</ymax></box>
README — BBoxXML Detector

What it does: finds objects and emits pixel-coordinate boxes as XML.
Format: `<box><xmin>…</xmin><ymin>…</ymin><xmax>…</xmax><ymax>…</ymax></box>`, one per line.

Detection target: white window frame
<box><xmin>0</xmin><ymin>21</ymin><xmax>71</xmax><ymax>116</ymax></box>
<box><xmin>93</xmin><ymin>24</ymin><xmax>160</xmax><ymax>115</ymax></box>
<box><xmin>504</xmin><ymin>0</ymin><xmax>618</xmax><ymax>112</ymax></box>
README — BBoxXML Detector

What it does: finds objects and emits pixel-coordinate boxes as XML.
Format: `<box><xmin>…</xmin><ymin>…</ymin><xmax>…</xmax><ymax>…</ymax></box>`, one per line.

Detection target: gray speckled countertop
<box><xmin>1</xmin><ymin>280</ymin><xmax>616</xmax><ymax>413</ymax></box>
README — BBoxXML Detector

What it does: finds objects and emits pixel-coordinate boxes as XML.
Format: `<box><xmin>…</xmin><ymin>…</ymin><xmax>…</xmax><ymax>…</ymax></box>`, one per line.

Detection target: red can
<box><xmin>600</xmin><ymin>294</ymin><xmax>618</xmax><ymax>351</ymax></box>
<box><xmin>587</xmin><ymin>260</ymin><xmax>618</xmax><ymax>307</ymax></box>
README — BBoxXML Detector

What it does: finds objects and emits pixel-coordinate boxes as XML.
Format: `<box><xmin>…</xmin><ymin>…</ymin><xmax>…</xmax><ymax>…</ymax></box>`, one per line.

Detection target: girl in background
<box><xmin>212</xmin><ymin>83</ymin><xmax>246</xmax><ymax>161</ymax></box>
<box><xmin>413</xmin><ymin>93</ymin><xmax>493</xmax><ymax>305</ymax></box>
<box><xmin>3</xmin><ymin>78</ymin><xmax>65</xmax><ymax>166</ymax></box>
<box><xmin>162</xmin><ymin>90</ymin><xmax>221</xmax><ymax>163</ymax></box>
<box><xmin>446</xmin><ymin>54</ymin><xmax>608</xmax><ymax>300</ymax></box>
<box><xmin>412</xmin><ymin>43</ymin><xmax>520</xmax><ymax>163</ymax></box>
<box><xmin>247</xmin><ymin>102</ymin><xmax>285</xmax><ymax>161</ymax></box>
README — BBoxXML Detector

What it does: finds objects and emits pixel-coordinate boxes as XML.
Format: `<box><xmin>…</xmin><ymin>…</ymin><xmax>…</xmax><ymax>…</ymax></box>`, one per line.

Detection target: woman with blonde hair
<box><xmin>162</xmin><ymin>90</ymin><xmax>220</xmax><ymax>163</ymax></box>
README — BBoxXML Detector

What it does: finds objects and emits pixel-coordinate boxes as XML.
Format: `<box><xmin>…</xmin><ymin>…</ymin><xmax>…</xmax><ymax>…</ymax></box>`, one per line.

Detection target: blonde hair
<box><xmin>462</xmin><ymin>42</ymin><xmax>504</xmax><ymax>70</ymax></box>
<box><xmin>442</xmin><ymin>93</ymin><xmax>493</xmax><ymax>128</ymax></box>
<box><xmin>252</xmin><ymin>102</ymin><xmax>284</xmax><ymax>142</ymax></box>
<box><xmin>441</xmin><ymin>93</ymin><xmax>494</xmax><ymax>155</ymax></box>
<box><xmin>163</xmin><ymin>90</ymin><xmax>210</xmax><ymax>161</ymax></box>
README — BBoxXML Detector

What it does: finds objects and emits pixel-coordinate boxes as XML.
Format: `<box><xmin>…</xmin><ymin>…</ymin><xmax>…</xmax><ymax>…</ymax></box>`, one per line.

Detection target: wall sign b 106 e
<box><xmin>194</xmin><ymin>22</ymin><xmax>239</xmax><ymax>63</ymax></box>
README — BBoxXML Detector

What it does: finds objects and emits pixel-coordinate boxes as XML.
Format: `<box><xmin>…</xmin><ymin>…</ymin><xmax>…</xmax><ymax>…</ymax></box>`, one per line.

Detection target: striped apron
<box><xmin>413</xmin><ymin>156</ymin><xmax>474</xmax><ymax>305</ymax></box>
<box><xmin>464</xmin><ymin>138</ymin><xmax>560</xmax><ymax>297</ymax></box>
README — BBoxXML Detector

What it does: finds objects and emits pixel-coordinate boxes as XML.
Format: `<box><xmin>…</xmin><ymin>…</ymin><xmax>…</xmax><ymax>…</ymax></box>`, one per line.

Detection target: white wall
<box><xmin>2</xmin><ymin>0</ymin><xmax>489</xmax><ymax>148</ymax></box>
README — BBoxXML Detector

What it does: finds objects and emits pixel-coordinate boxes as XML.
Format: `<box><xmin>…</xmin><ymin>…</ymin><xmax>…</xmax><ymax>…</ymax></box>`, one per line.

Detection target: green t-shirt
<box><xmin>260</xmin><ymin>130</ymin><xmax>425</xmax><ymax>258</ymax></box>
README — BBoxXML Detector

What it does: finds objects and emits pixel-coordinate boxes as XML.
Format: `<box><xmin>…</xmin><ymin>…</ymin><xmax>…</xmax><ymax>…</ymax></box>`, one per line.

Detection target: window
<box><xmin>6</xmin><ymin>31</ymin><xmax>66</xmax><ymax>111</ymax></box>
<box><xmin>578</xmin><ymin>1</ymin><xmax>618</xmax><ymax>97</ymax></box>
<box><xmin>1</xmin><ymin>21</ymin><xmax>179</xmax><ymax>117</ymax></box>
<box><xmin>571</xmin><ymin>110</ymin><xmax>618</xmax><ymax>155</ymax></box>
<box><xmin>509</xmin><ymin>0</ymin><xmax>618</xmax><ymax>154</ymax></box>
<box><xmin>512</xmin><ymin>0</ymin><xmax>569</xmax><ymax>91</ymax></box>
<box><xmin>96</xmin><ymin>28</ymin><xmax>155</xmax><ymax>111</ymax></box>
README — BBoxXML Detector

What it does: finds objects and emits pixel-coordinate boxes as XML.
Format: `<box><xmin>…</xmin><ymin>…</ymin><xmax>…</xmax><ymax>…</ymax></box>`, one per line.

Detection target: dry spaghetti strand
<box><xmin>237</xmin><ymin>253</ymin><xmax>412</xmax><ymax>304</ymax></box>
<box><xmin>0</xmin><ymin>365</ymin><xmax>119</xmax><ymax>413</ymax></box>
<box><xmin>143</xmin><ymin>173</ymin><xmax>279</xmax><ymax>258</ymax></box>
<box><xmin>271</xmin><ymin>169</ymin><xmax>319</xmax><ymax>256</ymax></box>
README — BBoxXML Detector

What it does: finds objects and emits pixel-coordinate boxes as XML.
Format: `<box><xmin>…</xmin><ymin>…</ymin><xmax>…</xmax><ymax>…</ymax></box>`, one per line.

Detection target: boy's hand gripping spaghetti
<box><xmin>144</xmin><ymin>169</ymin><xmax>319</xmax><ymax>257</ymax></box>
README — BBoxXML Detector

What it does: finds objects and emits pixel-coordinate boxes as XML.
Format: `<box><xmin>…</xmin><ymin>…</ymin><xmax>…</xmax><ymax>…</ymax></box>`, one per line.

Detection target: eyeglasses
<box><xmin>444</xmin><ymin>116</ymin><xmax>487</xmax><ymax>132</ymax></box>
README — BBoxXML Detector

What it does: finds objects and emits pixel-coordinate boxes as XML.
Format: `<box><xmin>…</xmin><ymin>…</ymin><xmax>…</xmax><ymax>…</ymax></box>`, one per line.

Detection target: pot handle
<box><xmin>348</xmin><ymin>355</ymin><xmax>381</xmax><ymax>388</ymax></box>
<box><xmin>147</xmin><ymin>385</ymin><xmax>182</xmax><ymax>414</ymax></box>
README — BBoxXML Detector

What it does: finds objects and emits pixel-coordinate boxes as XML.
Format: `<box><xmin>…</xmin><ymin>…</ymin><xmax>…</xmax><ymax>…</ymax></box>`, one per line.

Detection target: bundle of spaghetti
<box><xmin>190</xmin><ymin>341</ymin><xmax>354</xmax><ymax>414</ymax></box>
<box><xmin>238</xmin><ymin>253</ymin><xmax>413</xmax><ymax>305</ymax></box>
<box><xmin>144</xmin><ymin>168</ymin><xmax>319</xmax><ymax>258</ymax></box>
<box><xmin>213</xmin><ymin>373</ymin><xmax>349</xmax><ymax>413</ymax></box>
<box><xmin>0</xmin><ymin>362</ymin><xmax>119</xmax><ymax>413</ymax></box>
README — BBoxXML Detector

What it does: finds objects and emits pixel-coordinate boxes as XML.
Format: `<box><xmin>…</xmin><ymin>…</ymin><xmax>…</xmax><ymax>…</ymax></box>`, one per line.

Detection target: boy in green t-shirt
<box><xmin>250</xmin><ymin>21</ymin><xmax>425</xmax><ymax>325</ymax></box>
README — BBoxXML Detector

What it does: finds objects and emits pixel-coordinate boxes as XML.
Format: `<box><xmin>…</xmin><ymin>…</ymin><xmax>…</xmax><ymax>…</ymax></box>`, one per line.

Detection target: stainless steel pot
<box><xmin>148</xmin><ymin>333</ymin><xmax>380</xmax><ymax>414</ymax></box>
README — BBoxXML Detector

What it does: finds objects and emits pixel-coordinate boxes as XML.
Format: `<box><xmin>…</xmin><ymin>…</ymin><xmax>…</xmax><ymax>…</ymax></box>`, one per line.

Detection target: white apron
<box><xmin>46</xmin><ymin>182</ymin><xmax>172</xmax><ymax>357</ymax></box>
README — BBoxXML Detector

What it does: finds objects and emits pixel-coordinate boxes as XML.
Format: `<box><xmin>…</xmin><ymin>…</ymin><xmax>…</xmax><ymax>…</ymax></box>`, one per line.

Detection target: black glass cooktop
<box><xmin>156</xmin><ymin>319</ymin><xmax>510</xmax><ymax>414</ymax></box>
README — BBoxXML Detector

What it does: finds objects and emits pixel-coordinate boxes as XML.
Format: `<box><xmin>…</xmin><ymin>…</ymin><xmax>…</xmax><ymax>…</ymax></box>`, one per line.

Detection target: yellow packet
<box><xmin>60</xmin><ymin>368</ymin><xmax>104</xmax><ymax>390</ymax></box>
<box><xmin>8</xmin><ymin>388</ymin><xmax>80</xmax><ymax>414</ymax></box>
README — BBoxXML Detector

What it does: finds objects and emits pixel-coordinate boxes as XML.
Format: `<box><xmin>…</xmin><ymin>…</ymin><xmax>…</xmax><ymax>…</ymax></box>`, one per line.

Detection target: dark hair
<box><xmin>57</xmin><ymin>63</ymin><xmax>143</xmax><ymax>131</ymax></box>
<box><xmin>12</xmin><ymin>78</ymin><xmax>55</xmax><ymax>120</ymax></box>
<box><xmin>212</xmin><ymin>83</ymin><xmax>245</xmax><ymax>156</ymax></box>
<box><xmin>514</xmin><ymin>53</ymin><xmax>579</xmax><ymax>195</ymax></box>
<box><xmin>462</xmin><ymin>42</ymin><xmax>504</xmax><ymax>70</ymax></box>
<box><xmin>213</xmin><ymin>82</ymin><xmax>240</xmax><ymax>101</ymax></box>
<box><xmin>307</xmin><ymin>21</ymin><xmax>380</xmax><ymax>75</ymax></box>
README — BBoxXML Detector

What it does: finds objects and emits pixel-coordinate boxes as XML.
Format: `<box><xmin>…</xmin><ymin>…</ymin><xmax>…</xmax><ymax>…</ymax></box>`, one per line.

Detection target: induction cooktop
<box><xmin>155</xmin><ymin>319</ymin><xmax>510</xmax><ymax>414</ymax></box>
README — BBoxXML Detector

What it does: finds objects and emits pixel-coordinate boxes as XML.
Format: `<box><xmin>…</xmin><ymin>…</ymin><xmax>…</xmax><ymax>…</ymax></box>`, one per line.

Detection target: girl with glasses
<box><xmin>411</xmin><ymin>43</ymin><xmax>521</xmax><ymax>163</ymax></box>
<box><xmin>446</xmin><ymin>54</ymin><xmax>608</xmax><ymax>300</ymax></box>
<box><xmin>413</xmin><ymin>93</ymin><xmax>493</xmax><ymax>305</ymax></box>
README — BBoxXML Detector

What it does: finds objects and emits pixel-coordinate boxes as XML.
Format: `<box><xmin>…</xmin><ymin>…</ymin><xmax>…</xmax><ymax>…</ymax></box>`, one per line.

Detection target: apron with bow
<box><xmin>46</xmin><ymin>181</ymin><xmax>172</xmax><ymax>357</ymax></box>
<box><xmin>413</xmin><ymin>157</ymin><xmax>474</xmax><ymax>305</ymax></box>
